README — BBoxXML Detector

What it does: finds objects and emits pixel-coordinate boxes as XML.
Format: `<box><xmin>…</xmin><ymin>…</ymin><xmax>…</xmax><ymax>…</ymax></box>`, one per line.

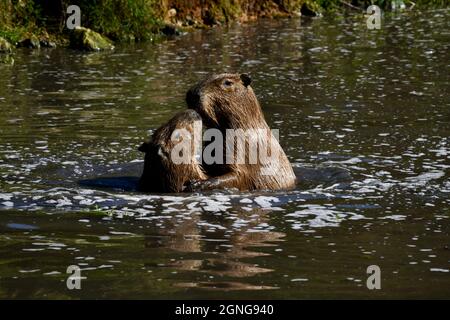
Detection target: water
<box><xmin>0</xmin><ymin>10</ymin><xmax>449</xmax><ymax>299</ymax></box>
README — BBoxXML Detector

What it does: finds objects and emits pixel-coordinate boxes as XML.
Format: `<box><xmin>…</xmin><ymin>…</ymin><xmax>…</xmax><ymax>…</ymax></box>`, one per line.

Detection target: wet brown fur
<box><xmin>186</xmin><ymin>73</ymin><xmax>296</xmax><ymax>191</ymax></box>
<box><xmin>138</xmin><ymin>110</ymin><xmax>207</xmax><ymax>193</ymax></box>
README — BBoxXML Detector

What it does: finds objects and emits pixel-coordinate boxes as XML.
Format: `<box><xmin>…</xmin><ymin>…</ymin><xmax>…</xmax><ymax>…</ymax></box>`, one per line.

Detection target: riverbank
<box><xmin>0</xmin><ymin>0</ymin><xmax>446</xmax><ymax>57</ymax></box>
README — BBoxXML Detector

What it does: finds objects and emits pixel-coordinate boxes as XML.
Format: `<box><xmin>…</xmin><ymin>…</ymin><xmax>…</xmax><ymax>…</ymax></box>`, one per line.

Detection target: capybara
<box><xmin>138</xmin><ymin>110</ymin><xmax>207</xmax><ymax>193</ymax></box>
<box><xmin>185</xmin><ymin>73</ymin><xmax>296</xmax><ymax>191</ymax></box>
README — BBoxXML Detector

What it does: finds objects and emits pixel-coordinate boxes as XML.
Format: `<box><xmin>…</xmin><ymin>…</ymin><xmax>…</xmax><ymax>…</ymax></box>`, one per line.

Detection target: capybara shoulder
<box><xmin>138</xmin><ymin>110</ymin><xmax>207</xmax><ymax>193</ymax></box>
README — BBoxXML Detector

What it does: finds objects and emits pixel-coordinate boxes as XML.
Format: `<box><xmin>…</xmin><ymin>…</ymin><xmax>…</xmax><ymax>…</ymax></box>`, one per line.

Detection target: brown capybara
<box><xmin>138</xmin><ymin>110</ymin><xmax>207</xmax><ymax>193</ymax></box>
<box><xmin>185</xmin><ymin>73</ymin><xmax>296</xmax><ymax>191</ymax></box>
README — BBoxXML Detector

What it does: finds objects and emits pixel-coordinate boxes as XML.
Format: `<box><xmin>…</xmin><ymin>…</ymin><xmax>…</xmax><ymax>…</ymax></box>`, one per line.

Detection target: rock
<box><xmin>0</xmin><ymin>37</ymin><xmax>13</xmax><ymax>53</ymax></box>
<box><xmin>161</xmin><ymin>23</ymin><xmax>181</xmax><ymax>36</ymax></box>
<box><xmin>0</xmin><ymin>37</ymin><xmax>14</xmax><ymax>65</ymax></box>
<box><xmin>18</xmin><ymin>36</ymin><xmax>41</xmax><ymax>49</ymax></box>
<box><xmin>184</xmin><ymin>15</ymin><xmax>196</xmax><ymax>26</ymax></box>
<box><xmin>167</xmin><ymin>8</ymin><xmax>177</xmax><ymax>18</ymax></box>
<box><xmin>70</xmin><ymin>26</ymin><xmax>114</xmax><ymax>51</ymax></box>
<box><xmin>0</xmin><ymin>54</ymin><xmax>14</xmax><ymax>65</ymax></box>
<box><xmin>202</xmin><ymin>9</ymin><xmax>219</xmax><ymax>26</ymax></box>
<box><xmin>300</xmin><ymin>3</ymin><xmax>320</xmax><ymax>17</ymax></box>
<box><xmin>40</xmin><ymin>40</ymin><xmax>57</xmax><ymax>48</ymax></box>
<box><xmin>165</xmin><ymin>8</ymin><xmax>177</xmax><ymax>24</ymax></box>
<box><xmin>391</xmin><ymin>0</ymin><xmax>406</xmax><ymax>10</ymax></box>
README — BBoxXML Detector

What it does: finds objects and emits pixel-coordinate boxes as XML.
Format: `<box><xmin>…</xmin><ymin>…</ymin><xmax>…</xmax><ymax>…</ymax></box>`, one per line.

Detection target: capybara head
<box><xmin>138</xmin><ymin>110</ymin><xmax>206</xmax><ymax>193</ymax></box>
<box><xmin>186</xmin><ymin>73</ymin><xmax>266</xmax><ymax>129</ymax></box>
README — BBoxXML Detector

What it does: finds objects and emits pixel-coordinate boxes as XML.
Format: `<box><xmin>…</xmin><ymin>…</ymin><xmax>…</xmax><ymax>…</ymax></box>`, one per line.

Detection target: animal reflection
<box><xmin>144</xmin><ymin>206</ymin><xmax>285</xmax><ymax>290</ymax></box>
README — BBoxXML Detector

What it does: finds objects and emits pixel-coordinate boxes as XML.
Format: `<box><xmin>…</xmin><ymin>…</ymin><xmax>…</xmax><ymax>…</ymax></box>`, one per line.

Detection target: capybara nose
<box><xmin>186</xmin><ymin>88</ymin><xmax>200</xmax><ymax>109</ymax></box>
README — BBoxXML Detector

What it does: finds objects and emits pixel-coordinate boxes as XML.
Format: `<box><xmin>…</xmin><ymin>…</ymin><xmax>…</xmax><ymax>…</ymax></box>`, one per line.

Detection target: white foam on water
<box><xmin>200</xmin><ymin>197</ymin><xmax>231</xmax><ymax>212</ymax></box>
<box><xmin>381</xmin><ymin>215</ymin><xmax>407</xmax><ymax>221</ymax></box>
<box><xmin>291</xmin><ymin>278</ymin><xmax>309</xmax><ymax>282</ymax></box>
<box><xmin>19</xmin><ymin>269</ymin><xmax>41</xmax><ymax>273</ymax></box>
<box><xmin>430</xmin><ymin>268</ymin><xmax>449</xmax><ymax>273</ymax></box>
<box><xmin>43</xmin><ymin>271</ymin><xmax>61</xmax><ymax>276</ymax></box>
<box><xmin>285</xmin><ymin>205</ymin><xmax>363</xmax><ymax>229</ymax></box>
<box><xmin>404</xmin><ymin>170</ymin><xmax>445</xmax><ymax>187</ymax></box>
<box><xmin>254</xmin><ymin>196</ymin><xmax>280</xmax><ymax>208</ymax></box>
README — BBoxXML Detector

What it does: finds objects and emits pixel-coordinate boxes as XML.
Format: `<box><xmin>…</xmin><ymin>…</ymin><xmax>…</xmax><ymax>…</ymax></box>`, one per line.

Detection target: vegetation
<box><xmin>65</xmin><ymin>0</ymin><xmax>161</xmax><ymax>41</ymax></box>
<box><xmin>0</xmin><ymin>0</ymin><xmax>447</xmax><ymax>46</ymax></box>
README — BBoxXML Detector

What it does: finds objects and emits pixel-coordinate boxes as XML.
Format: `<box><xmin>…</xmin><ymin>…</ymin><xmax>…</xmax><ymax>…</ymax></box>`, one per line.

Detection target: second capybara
<box><xmin>138</xmin><ymin>109</ymin><xmax>207</xmax><ymax>193</ymax></box>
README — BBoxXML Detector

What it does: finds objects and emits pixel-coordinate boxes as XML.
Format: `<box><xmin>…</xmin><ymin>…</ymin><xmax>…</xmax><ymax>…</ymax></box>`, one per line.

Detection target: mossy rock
<box><xmin>0</xmin><ymin>54</ymin><xmax>14</xmax><ymax>65</ymax></box>
<box><xmin>70</xmin><ymin>27</ymin><xmax>114</xmax><ymax>51</ymax></box>
<box><xmin>40</xmin><ymin>39</ymin><xmax>57</xmax><ymax>48</ymax></box>
<box><xmin>160</xmin><ymin>23</ymin><xmax>182</xmax><ymax>36</ymax></box>
<box><xmin>17</xmin><ymin>36</ymin><xmax>41</xmax><ymax>49</ymax></box>
<box><xmin>0</xmin><ymin>37</ymin><xmax>12</xmax><ymax>53</ymax></box>
<box><xmin>300</xmin><ymin>1</ymin><xmax>322</xmax><ymax>17</ymax></box>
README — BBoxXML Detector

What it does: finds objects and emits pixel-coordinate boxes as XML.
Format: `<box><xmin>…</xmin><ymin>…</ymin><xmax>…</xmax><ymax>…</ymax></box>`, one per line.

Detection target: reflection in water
<box><xmin>0</xmin><ymin>10</ymin><xmax>449</xmax><ymax>298</ymax></box>
<box><xmin>146</xmin><ymin>207</ymin><xmax>283</xmax><ymax>290</ymax></box>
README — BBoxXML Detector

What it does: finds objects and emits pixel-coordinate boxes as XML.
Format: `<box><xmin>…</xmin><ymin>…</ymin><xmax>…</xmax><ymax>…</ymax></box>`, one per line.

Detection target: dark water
<box><xmin>0</xmin><ymin>10</ymin><xmax>449</xmax><ymax>299</ymax></box>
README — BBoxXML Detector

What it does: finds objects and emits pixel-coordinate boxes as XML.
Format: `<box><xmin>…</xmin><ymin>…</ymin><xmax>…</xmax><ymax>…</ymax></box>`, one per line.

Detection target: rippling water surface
<box><xmin>0</xmin><ymin>10</ymin><xmax>449</xmax><ymax>298</ymax></box>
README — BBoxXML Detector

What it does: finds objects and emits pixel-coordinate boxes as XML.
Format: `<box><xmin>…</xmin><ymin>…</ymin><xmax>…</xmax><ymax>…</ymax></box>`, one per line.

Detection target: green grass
<box><xmin>0</xmin><ymin>27</ymin><xmax>28</xmax><ymax>44</ymax></box>
<box><xmin>70</xmin><ymin>0</ymin><xmax>161</xmax><ymax>41</ymax></box>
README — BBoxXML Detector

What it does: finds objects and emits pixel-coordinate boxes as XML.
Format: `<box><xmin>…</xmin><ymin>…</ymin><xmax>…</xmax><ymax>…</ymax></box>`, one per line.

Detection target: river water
<box><xmin>0</xmin><ymin>10</ymin><xmax>449</xmax><ymax>299</ymax></box>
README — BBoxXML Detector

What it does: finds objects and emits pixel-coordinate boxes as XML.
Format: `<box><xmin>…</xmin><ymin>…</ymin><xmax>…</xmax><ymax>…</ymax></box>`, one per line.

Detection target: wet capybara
<box><xmin>185</xmin><ymin>73</ymin><xmax>296</xmax><ymax>191</ymax></box>
<box><xmin>138</xmin><ymin>110</ymin><xmax>207</xmax><ymax>193</ymax></box>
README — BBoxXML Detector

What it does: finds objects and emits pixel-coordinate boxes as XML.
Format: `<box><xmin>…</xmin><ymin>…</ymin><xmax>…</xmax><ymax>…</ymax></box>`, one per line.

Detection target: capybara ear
<box><xmin>240</xmin><ymin>73</ymin><xmax>252</xmax><ymax>87</ymax></box>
